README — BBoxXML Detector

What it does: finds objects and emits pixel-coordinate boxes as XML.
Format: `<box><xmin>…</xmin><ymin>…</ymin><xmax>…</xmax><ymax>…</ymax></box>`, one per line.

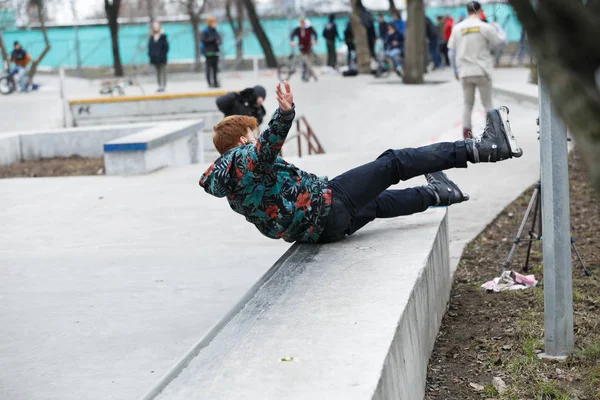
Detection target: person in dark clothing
<box><xmin>322</xmin><ymin>14</ymin><xmax>341</xmax><ymax>69</ymax></box>
<box><xmin>148</xmin><ymin>21</ymin><xmax>169</xmax><ymax>92</ymax></box>
<box><xmin>201</xmin><ymin>17</ymin><xmax>222</xmax><ymax>88</ymax></box>
<box><xmin>343</xmin><ymin>22</ymin><xmax>356</xmax><ymax>68</ymax></box>
<box><xmin>200</xmin><ymin>82</ymin><xmax>524</xmax><ymax>244</ymax></box>
<box><xmin>357</xmin><ymin>0</ymin><xmax>377</xmax><ymax>59</ymax></box>
<box><xmin>384</xmin><ymin>24</ymin><xmax>403</xmax><ymax>70</ymax></box>
<box><xmin>425</xmin><ymin>16</ymin><xmax>442</xmax><ymax>69</ymax></box>
<box><xmin>436</xmin><ymin>16</ymin><xmax>448</xmax><ymax>66</ymax></box>
<box><xmin>377</xmin><ymin>14</ymin><xmax>388</xmax><ymax>42</ymax></box>
<box><xmin>10</xmin><ymin>41</ymin><xmax>31</xmax><ymax>92</ymax></box>
<box><xmin>216</xmin><ymin>85</ymin><xmax>267</xmax><ymax>125</ymax></box>
<box><xmin>290</xmin><ymin>18</ymin><xmax>318</xmax><ymax>82</ymax></box>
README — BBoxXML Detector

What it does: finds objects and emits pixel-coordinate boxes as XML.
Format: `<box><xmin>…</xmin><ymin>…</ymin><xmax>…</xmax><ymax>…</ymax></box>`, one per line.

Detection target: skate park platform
<box><xmin>68</xmin><ymin>91</ymin><xmax>226</xmax><ymax>128</ymax></box>
<box><xmin>140</xmin><ymin>208</ymin><xmax>450</xmax><ymax>400</ymax></box>
<box><xmin>0</xmin><ymin>120</ymin><xmax>207</xmax><ymax>174</ymax></box>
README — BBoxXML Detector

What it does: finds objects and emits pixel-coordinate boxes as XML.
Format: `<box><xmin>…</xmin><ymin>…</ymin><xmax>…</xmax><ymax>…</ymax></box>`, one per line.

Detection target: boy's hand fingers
<box><xmin>284</xmin><ymin>81</ymin><xmax>291</xmax><ymax>93</ymax></box>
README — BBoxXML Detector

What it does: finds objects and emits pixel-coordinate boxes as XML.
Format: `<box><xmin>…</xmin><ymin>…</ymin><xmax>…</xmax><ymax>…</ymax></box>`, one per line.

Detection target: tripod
<box><xmin>502</xmin><ymin>179</ymin><xmax>591</xmax><ymax>277</ymax></box>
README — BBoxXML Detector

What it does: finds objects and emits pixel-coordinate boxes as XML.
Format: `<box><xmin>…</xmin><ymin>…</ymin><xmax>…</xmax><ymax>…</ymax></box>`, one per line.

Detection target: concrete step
<box><xmin>140</xmin><ymin>208</ymin><xmax>450</xmax><ymax>400</ymax></box>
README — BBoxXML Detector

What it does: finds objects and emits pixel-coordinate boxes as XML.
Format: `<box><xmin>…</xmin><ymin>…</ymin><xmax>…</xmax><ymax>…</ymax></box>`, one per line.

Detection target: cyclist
<box><xmin>10</xmin><ymin>41</ymin><xmax>31</xmax><ymax>92</ymax></box>
<box><xmin>384</xmin><ymin>24</ymin><xmax>403</xmax><ymax>73</ymax></box>
<box><xmin>290</xmin><ymin>17</ymin><xmax>318</xmax><ymax>82</ymax></box>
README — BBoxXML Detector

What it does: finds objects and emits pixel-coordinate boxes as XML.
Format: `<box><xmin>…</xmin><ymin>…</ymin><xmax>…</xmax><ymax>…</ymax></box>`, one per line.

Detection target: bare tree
<box><xmin>225</xmin><ymin>0</ymin><xmax>243</xmax><ymax>62</ymax></box>
<box><xmin>25</xmin><ymin>0</ymin><xmax>50</xmax><ymax>86</ymax></box>
<box><xmin>105</xmin><ymin>0</ymin><xmax>124</xmax><ymax>76</ymax></box>
<box><xmin>241</xmin><ymin>0</ymin><xmax>277</xmax><ymax>68</ymax></box>
<box><xmin>403</xmin><ymin>0</ymin><xmax>425</xmax><ymax>84</ymax></box>
<box><xmin>350</xmin><ymin>0</ymin><xmax>370</xmax><ymax>73</ymax></box>
<box><xmin>387</xmin><ymin>0</ymin><xmax>398</xmax><ymax>17</ymax></box>
<box><xmin>144</xmin><ymin>0</ymin><xmax>155</xmax><ymax>21</ymax></box>
<box><xmin>178</xmin><ymin>0</ymin><xmax>206</xmax><ymax>72</ymax></box>
<box><xmin>508</xmin><ymin>0</ymin><xmax>600</xmax><ymax>191</ymax></box>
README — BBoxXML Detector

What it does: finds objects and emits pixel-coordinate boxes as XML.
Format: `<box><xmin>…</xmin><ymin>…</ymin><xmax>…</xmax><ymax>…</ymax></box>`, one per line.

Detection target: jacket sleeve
<box><xmin>164</xmin><ymin>35</ymin><xmax>170</xmax><ymax>54</ymax></box>
<box><xmin>216</xmin><ymin>92</ymin><xmax>237</xmax><ymax>115</ymax></box>
<box><xmin>253</xmin><ymin>106</ymin><xmax>295</xmax><ymax>168</ymax></box>
<box><xmin>290</xmin><ymin>27</ymin><xmax>298</xmax><ymax>41</ymax></box>
<box><xmin>311</xmin><ymin>27</ymin><xmax>318</xmax><ymax>41</ymax></box>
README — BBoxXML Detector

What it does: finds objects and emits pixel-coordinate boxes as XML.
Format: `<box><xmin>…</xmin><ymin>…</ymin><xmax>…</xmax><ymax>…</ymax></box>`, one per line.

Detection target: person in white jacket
<box><xmin>448</xmin><ymin>1</ymin><xmax>506</xmax><ymax>139</ymax></box>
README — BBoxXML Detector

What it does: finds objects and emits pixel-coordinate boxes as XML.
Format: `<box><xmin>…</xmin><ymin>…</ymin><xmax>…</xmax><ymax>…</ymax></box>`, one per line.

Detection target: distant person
<box><xmin>322</xmin><ymin>14</ymin><xmax>341</xmax><ymax>69</ymax></box>
<box><xmin>425</xmin><ymin>16</ymin><xmax>442</xmax><ymax>69</ymax></box>
<box><xmin>10</xmin><ymin>41</ymin><xmax>31</xmax><ymax>92</ymax></box>
<box><xmin>148</xmin><ymin>21</ymin><xmax>169</xmax><ymax>92</ymax></box>
<box><xmin>290</xmin><ymin>17</ymin><xmax>318</xmax><ymax>82</ymax></box>
<box><xmin>441</xmin><ymin>15</ymin><xmax>453</xmax><ymax>66</ymax></box>
<box><xmin>436</xmin><ymin>16</ymin><xmax>447</xmax><ymax>66</ymax></box>
<box><xmin>448</xmin><ymin>1</ymin><xmax>506</xmax><ymax>139</ymax></box>
<box><xmin>377</xmin><ymin>14</ymin><xmax>388</xmax><ymax>41</ymax></box>
<box><xmin>384</xmin><ymin>23</ymin><xmax>403</xmax><ymax>72</ymax></box>
<box><xmin>200</xmin><ymin>81</ymin><xmax>523</xmax><ymax>244</ymax></box>
<box><xmin>392</xmin><ymin>10</ymin><xmax>405</xmax><ymax>35</ymax></box>
<box><xmin>357</xmin><ymin>0</ymin><xmax>377</xmax><ymax>59</ymax></box>
<box><xmin>201</xmin><ymin>17</ymin><xmax>222</xmax><ymax>88</ymax></box>
<box><xmin>517</xmin><ymin>28</ymin><xmax>531</xmax><ymax>65</ymax></box>
<box><xmin>343</xmin><ymin>22</ymin><xmax>356</xmax><ymax>70</ymax></box>
<box><xmin>216</xmin><ymin>85</ymin><xmax>267</xmax><ymax>125</ymax></box>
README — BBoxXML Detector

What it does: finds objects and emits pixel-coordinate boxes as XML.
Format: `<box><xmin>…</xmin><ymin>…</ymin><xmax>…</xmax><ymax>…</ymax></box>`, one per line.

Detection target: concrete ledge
<box><xmin>494</xmin><ymin>85</ymin><xmax>538</xmax><ymax>106</ymax></box>
<box><xmin>140</xmin><ymin>208</ymin><xmax>450</xmax><ymax>400</ymax></box>
<box><xmin>69</xmin><ymin>91</ymin><xmax>225</xmax><ymax>127</ymax></box>
<box><xmin>103</xmin><ymin>120</ymin><xmax>205</xmax><ymax>175</ymax></box>
<box><xmin>0</xmin><ymin>123</ymin><xmax>153</xmax><ymax>166</ymax></box>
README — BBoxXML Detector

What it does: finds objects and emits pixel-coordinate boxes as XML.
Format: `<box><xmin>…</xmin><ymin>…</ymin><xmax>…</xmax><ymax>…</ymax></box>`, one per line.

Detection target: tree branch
<box><xmin>507</xmin><ymin>0</ymin><xmax>600</xmax><ymax>191</ymax></box>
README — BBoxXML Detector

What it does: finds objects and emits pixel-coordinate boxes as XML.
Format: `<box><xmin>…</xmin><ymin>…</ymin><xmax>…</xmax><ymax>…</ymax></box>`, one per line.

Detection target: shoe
<box><xmin>463</xmin><ymin>128</ymin><xmax>473</xmax><ymax>139</ymax></box>
<box><xmin>466</xmin><ymin>107</ymin><xmax>523</xmax><ymax>163</ymax></box>
<box><xmin>425</xmin><ymin>171</ymin><xmax>470</xmax><ymax>206</ymax></box>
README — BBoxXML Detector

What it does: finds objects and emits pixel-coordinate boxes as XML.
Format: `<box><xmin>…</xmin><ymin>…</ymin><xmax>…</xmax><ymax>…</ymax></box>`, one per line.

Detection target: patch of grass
<box><xmin>484</xmin><ymin>383</ymin><xmax>497</xmax><ymax>397</ymax></box>
<box><xmin>573</xmin><ymin>288</ymin><xmax>585</xmax><ymax>303</ymax></box>
<box><xmin>581</xmin><ymin>342</ymin><xmax>600</xmax><ymax>362</ymax></box>
<box><xmin>522</xmin><ymin>338</ymin><xmax>544</xmax><ymax>359</ymax></box>
<box><xmin>536</xmin><ymin>381</ymin><xmax>570</xmax><ymax>399</ymax></box>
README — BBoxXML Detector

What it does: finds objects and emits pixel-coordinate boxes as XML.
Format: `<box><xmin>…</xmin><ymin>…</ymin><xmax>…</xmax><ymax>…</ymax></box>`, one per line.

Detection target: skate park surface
<box><xmin>0</xmin><ymin>68</ymin><xmax>541</xmax><ymax>399</ymax></box>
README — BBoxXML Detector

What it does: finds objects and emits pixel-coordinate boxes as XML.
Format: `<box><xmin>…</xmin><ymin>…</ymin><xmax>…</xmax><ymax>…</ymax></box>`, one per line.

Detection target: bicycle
<box><xmin>375</xmin><ymin>51</ymin><xmax>403</xmax><ymax>79</ymax></box>
<box><xmin>277</xmin><ymin>49</ymin><xmax>306</xmax><ymax>82</ymax></box>
<box><xmin>0</xmin><ymin>68</ymin><xmax>18</xmax><ymax>95</ymax></box>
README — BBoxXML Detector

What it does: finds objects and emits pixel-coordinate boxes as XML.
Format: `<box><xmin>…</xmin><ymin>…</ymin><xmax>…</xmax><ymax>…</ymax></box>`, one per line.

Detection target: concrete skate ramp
<box><xmin>140</xmin><ymin>208</ymin><xmax>450</xmax><ymax>400</ymax></box>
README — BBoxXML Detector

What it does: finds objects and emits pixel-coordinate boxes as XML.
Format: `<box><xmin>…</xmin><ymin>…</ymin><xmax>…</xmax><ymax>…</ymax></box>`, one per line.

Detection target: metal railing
<box><xmin>280</xmin><ymin>116</ymin><xmax>325</xmax><ymax>158</ymax></box>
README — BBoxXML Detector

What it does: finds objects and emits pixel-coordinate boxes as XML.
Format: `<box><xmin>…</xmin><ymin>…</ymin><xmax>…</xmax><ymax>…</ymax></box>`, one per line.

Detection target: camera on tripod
<box><xmin>502</xmin><ymin>115</ymin><xmax>589</xmax><ymax>276</ymax></box>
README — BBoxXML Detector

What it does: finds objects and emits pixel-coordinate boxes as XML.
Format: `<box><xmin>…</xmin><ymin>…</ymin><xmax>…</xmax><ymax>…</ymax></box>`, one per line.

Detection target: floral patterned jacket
<box><xmin>199</xmin><ymin>107</ymin><xmax>332</xmax><ymax>243</ymax></box>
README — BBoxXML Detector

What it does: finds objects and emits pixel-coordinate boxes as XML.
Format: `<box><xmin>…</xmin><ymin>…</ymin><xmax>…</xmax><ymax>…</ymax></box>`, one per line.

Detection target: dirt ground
<box><xmin>0</xmin><ymin>156</ymin><xmax>104</xmax><ymax>178</ymax></box>
<box><xmin>426</xmin><ymin>152</ymin><xmax>600</xmax><ymax>400</ymax></box>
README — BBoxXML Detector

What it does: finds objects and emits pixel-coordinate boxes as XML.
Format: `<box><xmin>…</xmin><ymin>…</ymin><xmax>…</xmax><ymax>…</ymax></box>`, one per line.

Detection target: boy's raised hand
<box><xmin>276</xmin><ymin>81</ymin><xmax>294</xmax><ymax>112</ymax></box>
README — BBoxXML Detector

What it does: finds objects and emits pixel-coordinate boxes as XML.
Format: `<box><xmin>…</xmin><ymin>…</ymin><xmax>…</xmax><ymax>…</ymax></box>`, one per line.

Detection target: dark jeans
<box><xmin>318</xmin><ymin>141</ymin><xmax>468</xmax><ymax>243</ymax></box>
<box><xmin>326</xmin><ymin>39</ymin><xmax>337</xmax><ymax>68</ymax></box>
<box><xmin>206</xmin><ymin>56</ymin><xmax>219</xmax><ymax>86</ymax></box>
<box><xmin>440</xmin><ymin>41</ymin><xmax>449</xmax><ymax>66</ymax></box>
<box><xmin>429</xmin><ymin>37</ymin><xmax>442</xmax><ymax>68</ymax></box>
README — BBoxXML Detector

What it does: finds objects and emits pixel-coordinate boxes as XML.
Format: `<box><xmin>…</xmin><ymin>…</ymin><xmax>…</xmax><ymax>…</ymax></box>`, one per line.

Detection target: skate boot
<box><xmin>425</xmin><ymin>171</ymin><xmax>470</xmax><ymax>206</ymax></box>
<box><xmin>466</xmin><ymin>106</ymin><xmax>523</xmax><ymax>163</ymax></box>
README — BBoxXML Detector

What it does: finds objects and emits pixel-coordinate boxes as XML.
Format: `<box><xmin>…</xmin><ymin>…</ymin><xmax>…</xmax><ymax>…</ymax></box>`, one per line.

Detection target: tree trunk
<box><xmin>0</xmin><ymin>32</ymin><xmax>8</xmax><ymax>67</ymax></box>
<box><xmin>242</xmin><ymin>0</ymin><xmax>277</xmax><ymax>68</ymax></box>
<box><xmin>105</xmin><ymin>0</ymin><xmax>124</xmax><ymax>77</ymax></box>
<box><xmin>190</xmin><ymin>13</ymin><xmax>201</xmax><ymax>72</ymax></box>
<box><xmin>26</xmin><ymin>2</ymin><xmax>51</xmax><ymax>87</ymax></box>
<box><xmin>387</xmin><ymin>0</ymin><xmax>398</xmax><ymax>17</ymax></box>
<box><xmin>403</xmin><ymin>0</ymin><xmax>425</xmax><ymax>84</ymax></box>
<box><xmin>145</xmin><ymin>0</ymin><xmax>155</xmax><ymax>22</ymax></box>
<box><xmin>507</xmin><ymin>0</ymin><xmax>600</xmax><ymax>191</ymax></box>
<box><xmin>226</xmin><ymin>0</ymin><xmax>244</xmax><ymax>62</ymax></box>
<box><xmin>350</xmin><ymin>0</ymin><xmax>370</xmax><ymax>74</ymax></box>
<box><xmin>235</xmin><ymin>0</ymin><xmax>244</xmax><ymax>62</ymax></box>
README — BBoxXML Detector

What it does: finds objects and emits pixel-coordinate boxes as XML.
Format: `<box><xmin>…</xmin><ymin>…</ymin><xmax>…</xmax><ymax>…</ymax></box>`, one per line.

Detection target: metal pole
<box><xmin>538</xmin><ymin>75</ymin><xmax>574</xmax><ymax>359</ymax></box>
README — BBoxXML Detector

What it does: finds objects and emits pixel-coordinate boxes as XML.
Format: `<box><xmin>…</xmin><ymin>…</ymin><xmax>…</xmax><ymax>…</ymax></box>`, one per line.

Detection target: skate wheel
<box><xmin>512</xmin><ymin>148</ymin><xmax>524</xmax><ymax>158</ymax></box>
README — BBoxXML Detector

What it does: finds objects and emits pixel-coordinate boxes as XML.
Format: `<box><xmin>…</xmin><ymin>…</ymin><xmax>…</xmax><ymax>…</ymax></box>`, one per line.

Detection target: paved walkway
<box><xmin>0</xmin><ymin>67</ymin><xmax>541</xmax><ymax>400</ymax></box>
